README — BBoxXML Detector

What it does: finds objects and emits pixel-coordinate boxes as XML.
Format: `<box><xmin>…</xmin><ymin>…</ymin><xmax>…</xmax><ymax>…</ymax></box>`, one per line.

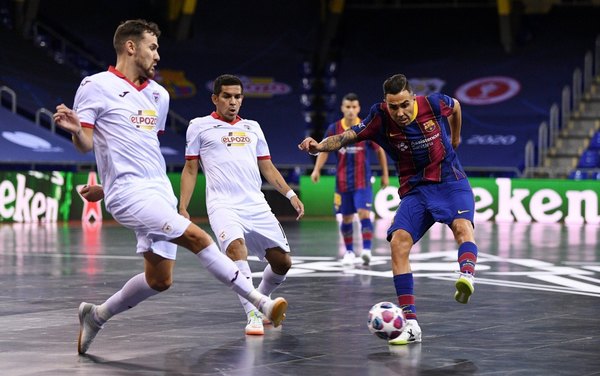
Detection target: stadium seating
<box><xmin>1</xmin><ymin>2</ymin><xmax>599</xmax><ymax>176</ymax></box>
<box><xmin>577</xmin><ymin>149</ymin><xmax>600</xmax><ymax>168</ymax></box>
<box><xmin>589</xmin><ymin>131</ymin><xmax>600</xmax><ymax>150</ymax></box>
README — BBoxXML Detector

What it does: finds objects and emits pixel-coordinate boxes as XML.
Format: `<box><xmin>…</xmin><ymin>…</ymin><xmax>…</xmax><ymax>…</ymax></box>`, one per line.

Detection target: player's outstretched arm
<box><xmin>53</xmin><ymin>104</ymin><xmax>94</xmax><ymax>153</ymax></box>
<box><xmin>298</xmin><ymin>129</ymin><xmax>357</xmax><ymax>154</ymax></box>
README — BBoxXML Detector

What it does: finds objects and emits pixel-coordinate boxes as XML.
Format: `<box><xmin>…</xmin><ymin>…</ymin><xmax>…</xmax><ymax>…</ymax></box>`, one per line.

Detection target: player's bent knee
<box><xmin>273</xmin><ymin>257</ymin><xmax>292</xmax><ymax>274</ymax></box>
<box><xmin>390</xmin><ymin>236</ymin><xmax>412</xmax><ymax>259</ymax></box>
<box><xmin>147</xmin><ymin>278</ymin><xmax>172</xmax><ymax>292</ymax></box>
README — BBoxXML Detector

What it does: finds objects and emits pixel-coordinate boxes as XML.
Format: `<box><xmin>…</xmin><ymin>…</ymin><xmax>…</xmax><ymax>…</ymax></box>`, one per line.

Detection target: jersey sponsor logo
<box><xmin>162</xmin><ymin>222</ymin><xmax>173</xmax><ymax>233</ymax></box>
<box><xmin>338</xmin><ymin>145</ymin><xmax>364</xmax><ymax>155</ymax></box>
<box><xmin>411</xmin><ymin>133</ymin><xmax>440</xmax><ymax>150</ymax></box>
<box><xmin>118</xmin><ymin>91</ymin><xmax>130</xmax><ymax>97</ymax></box>
<box><xmin>458</xmin><ymin>209</ymin><xmax>471</xmax><ymax>214</ymax></box>
<box><xmin>221</xmin><ymin>131</ymin><xmax>251</xmax><ymax>146</ymax></box>
<box><xmin>80</xmin><ymin>80</ymin><xmax>91</xmax><ymax>86</ymax></box>
<box><xmin>129</xmin><ymin>110</ymin><xmax>158</xmax><ymax>131</ymax></box>
<box><xmin>454</xmin><ymin>76</ymin><xmax>520</xmax><ymax>105</ymax></box>
<box><xmin>422</xmin><ymin>120</ymin><xmax>437</xmax><ymax>133</ymax></box>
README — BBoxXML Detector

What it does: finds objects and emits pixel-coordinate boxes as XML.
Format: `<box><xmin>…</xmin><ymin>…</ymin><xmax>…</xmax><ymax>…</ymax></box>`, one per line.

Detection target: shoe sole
<box><xmin>269</xmin><ymin>298</ymin><xmax>288</xmax><ymax>328</ymax></box>
<box><xmin>455</xmin><ymin>279</ymin><xmax>474</xmax><ymax>304</ymax></box>
<box><xmin>77</xmin><ymin>302</ymin><xmax>90</xmax><ymax>354</ymax></box>
<box><xmin>245</xmin><ymin>328</ymin><xmax>265</xmax><ymax>335</ymax></box>
<box><xmin>388</xmin><ymin>334</ymin><xmax>422</xmax><ymax>346</ymax></box>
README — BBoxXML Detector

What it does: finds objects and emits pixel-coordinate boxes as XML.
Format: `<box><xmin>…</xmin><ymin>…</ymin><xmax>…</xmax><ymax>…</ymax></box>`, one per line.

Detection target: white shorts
<box><xmin>209</xmin><ymin>207</ymin><xmax>290</xmax><ymax>260</ymax></box>
<box><xmin>108</xmin><ymin>191</ymin><xmax>191</xmax><ymax>260</ymax></box>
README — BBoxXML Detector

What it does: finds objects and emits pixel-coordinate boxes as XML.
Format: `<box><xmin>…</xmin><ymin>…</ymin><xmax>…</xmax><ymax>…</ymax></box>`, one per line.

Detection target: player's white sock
<box><xmin>196</xmin><ymin>243</ymin><xmax>256</xmax><ymax>298</ymax></box>
<box><xmin>258</xmin><ymin>264</ymin><xmax>286</xmax><ymax>296</ymax></box>
<box><xmin>235</xmin><ymin>260</ymin><xmax>256</xmax><ymax>315</ymax></box>
<box><xmin>96</xmin><ymin>272</ymin><xmax>160</xmax><ymax>323</ymax></box>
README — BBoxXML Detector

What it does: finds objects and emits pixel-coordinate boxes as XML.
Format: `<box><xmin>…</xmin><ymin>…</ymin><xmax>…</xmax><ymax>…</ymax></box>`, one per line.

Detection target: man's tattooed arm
<box><xmin>319</xmin><ymin>129</ymin><xmax>358</xmax><ymax>151</ymax></box>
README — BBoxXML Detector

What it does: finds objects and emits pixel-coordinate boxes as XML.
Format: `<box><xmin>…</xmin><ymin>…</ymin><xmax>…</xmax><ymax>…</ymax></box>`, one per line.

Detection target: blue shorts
<box><xmin>334</xmin><ymin>187</ymin><xmax>373</xmax><ymax>215</ymax></box>
<box><xmin>387</xmin><ymin>179</ymin><xmax>475</xmax><ymax>243</ymax></box>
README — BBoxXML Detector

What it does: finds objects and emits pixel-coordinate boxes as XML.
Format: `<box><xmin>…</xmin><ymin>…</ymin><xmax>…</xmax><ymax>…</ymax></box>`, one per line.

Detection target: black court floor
<box><xmin>1</xmin><ymin>218</ymin><xmax>599</xmax><ymax>376</ymax></box>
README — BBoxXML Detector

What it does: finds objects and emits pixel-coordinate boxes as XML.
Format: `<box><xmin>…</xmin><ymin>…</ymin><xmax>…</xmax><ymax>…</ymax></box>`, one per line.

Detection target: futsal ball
<box><xmin>367</xmin><ymin>301</ymin><xmax>406</xmax><ymax>340</ymax></box>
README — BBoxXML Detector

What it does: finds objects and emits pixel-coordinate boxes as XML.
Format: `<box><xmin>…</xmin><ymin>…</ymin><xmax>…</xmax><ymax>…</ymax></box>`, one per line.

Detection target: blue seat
<box><xmin>568</xmin><ymin>170</ymin><xmax>588</xmax><ymax>180</ymax></box>
<box><xmin>577</xmin><ymin>150</ymin><xmax>600</xmax><ymax>168</ymax></box>
<box><xmin>588</xmin><ymin>131</ymin><xmax>600</xmax><ymax>150</ymax></box>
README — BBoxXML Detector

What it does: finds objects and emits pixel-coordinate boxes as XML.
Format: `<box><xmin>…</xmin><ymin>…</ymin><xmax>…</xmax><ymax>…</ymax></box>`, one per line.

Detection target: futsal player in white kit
<box><xmin>179</xmin><ymin>74</ymin><xmax>305</xmax><ymax>335</ymax></box>
<box><xmin>53</xmin><ymin>20</ymin><xmax>287</xmax><ymax>355</ymax></box>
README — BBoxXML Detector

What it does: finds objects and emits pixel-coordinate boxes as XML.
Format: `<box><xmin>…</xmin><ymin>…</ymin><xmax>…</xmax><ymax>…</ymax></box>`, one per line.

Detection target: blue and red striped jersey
<box><xmin>351</xmin><ymin>93</ymin><xmax>467</xmax><ymax>197</ymax></box>
<box><xmin>325</xmin><ymin>119</ymin><xmax>381</xmax><ymax>193</ymax></box>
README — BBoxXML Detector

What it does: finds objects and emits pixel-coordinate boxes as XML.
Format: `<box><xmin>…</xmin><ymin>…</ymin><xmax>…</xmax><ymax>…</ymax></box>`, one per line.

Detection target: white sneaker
<box><xmin>245</xmin><ymin>310</ymin><xmax>264</xmax><ymax>335</ymax></box>
<box><xmin>361</xmin><ymin>250</ymin><xmax>372</xmax><ymax>266</ymax></box>
<box><xmin>455</xmin><ymin>273</ymin><xmax>475</xmax><ymax>304</ymax></box>
<box><xmin>341</xmin><ymin>252</ymin><xmax>356</xmax><ymax>266</ymax></box>
<box><xmin>258</xmin><ymin>297</ymin><xmax>287</xmax><ymax>328</ymax></box>
<box><xmin>77</xmin><ymin>302</ymin><xmax>103</xmax><ymax>354</ymax></box>
<box><xmin>388</xmin><ymin>319</ymin><xmax>422</xmax><ymax>345</ymax></box>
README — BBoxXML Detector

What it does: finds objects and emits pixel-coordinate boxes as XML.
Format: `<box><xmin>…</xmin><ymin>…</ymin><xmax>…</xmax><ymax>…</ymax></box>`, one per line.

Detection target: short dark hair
<box><xmin>113</xmin><ymin>19</ymin><xmax>161</xmax><ymax>54</ymax></box>
<box><xmin>342</xmin><ymin>92</ymin><xmax>359</xmax><ymax>102</ymax></box>
<box><xmin>383</xmin><ymin>74</ymin><xmax>412</xmax><ymax>96</ymax></box>
<box><xmin>213</xmin><ymin>74</ymin><xmax>244</xmax><ymax>95</ymax></box>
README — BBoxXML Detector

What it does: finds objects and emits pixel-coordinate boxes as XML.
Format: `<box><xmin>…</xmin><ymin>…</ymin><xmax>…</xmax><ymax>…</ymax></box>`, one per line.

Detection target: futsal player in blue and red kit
<box><xmin>299</xmin><ymin>74</ymin><xmax>478</xmax><ymax>345</ymax></box>
<box><xmin>310</xmin><ymin>93</ymin><xmax>389</xmax><ymax>266</ymax></box>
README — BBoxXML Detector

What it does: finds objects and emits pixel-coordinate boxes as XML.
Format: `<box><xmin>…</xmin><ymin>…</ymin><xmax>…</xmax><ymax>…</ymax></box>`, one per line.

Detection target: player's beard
<box><xmin>145</xmin><ymin>64</ymin><xmax>156</xmax><ymax>79</ymax></box>
<box><xmin>136</xmin><ymin>58</ymin><xmax>156</xmax><ymax>80</ymax></box>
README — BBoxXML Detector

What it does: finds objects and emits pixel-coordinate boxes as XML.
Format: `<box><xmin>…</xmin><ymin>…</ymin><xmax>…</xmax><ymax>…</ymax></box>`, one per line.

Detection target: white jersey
<box><xmin>185</xmin><ymin>112</ymin><xmax>272</xmax><ymax>214</ymax></box>
<box><xmin>73</xmin><ymin>66</ymin><xmax>174</xmax><ymax>211</ymax></box>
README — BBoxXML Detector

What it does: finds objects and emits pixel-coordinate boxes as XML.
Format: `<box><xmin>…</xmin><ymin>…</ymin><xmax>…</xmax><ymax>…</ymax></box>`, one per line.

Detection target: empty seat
<box><xmin>588</xmin><ymin>131</ymin><xmax>600</xmax><ymax>150</ymax></box>
<box><xmin>568</xmin><ymin>170</ymin><xmax>588</xmax><ymax>180</ymax></box>
<box><xmin>577</xmin><ymin>150</ymin><xmax>600</xmax><ymax>168</ymax></box>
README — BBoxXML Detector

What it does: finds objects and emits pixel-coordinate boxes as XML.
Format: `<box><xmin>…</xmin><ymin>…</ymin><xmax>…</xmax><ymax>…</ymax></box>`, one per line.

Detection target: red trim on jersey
<box><xmin>81</xmin><ymin>122</ymin><xmax>94</xmax><ymax>129</ymax></box>
<box><xmin>211</xmin><ymin>111</ymin><xmax>242</xmax><ymax>125</ymax></box>
<box><xmin>185</xmin><ymin>155</ymin><xmax>200</xmax><ymax>160</ymax></box>
<box><xmin>108</xmin><ymin>66</ymin><xmax>150</xmax><ymax>91</ymax></box>
<box><xmin>257</xmin><ymin>155</ymin><xmax>271</xmax><ymax>160</ymax></box>
<box><xmin>157</xmin><ymin>130</ymin><xmax>165</xmax><ymax>136</ymax></box>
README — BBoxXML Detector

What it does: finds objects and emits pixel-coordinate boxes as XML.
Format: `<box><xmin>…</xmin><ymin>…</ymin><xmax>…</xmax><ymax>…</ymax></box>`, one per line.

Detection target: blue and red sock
<box><xmin>360</xmin><ymin>218</ymin><xmax>372</xmax><ymax>250</ymax></box>
<box><xmin>458</xmin><ymin>241</ymin><xmax>478</xmax><ymax>275</ymax></box>
<box><xmin>393</xmin><ymin>273</ymin><xmax>417</xmax><ymax>320</ymax></box>
<box><xmin>340</xmin><ymin>222</ymin><xmax>353</xmax><ymax>252</ymax></box>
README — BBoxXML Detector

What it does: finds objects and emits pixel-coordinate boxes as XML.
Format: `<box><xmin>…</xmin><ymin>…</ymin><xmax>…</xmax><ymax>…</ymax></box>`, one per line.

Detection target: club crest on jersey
<box><xmin>152</xmin><ymin>91</ymin><xmax>160</xmax><ymax>103</ymax></box>
<box><xmin>221</xmin><ymin>131</ymin><xmax>251</xmax><ymax>147</ymax></box>
<box><xmin>422</xmin><ymin>120</ymin><xmax>437</xmax><ymax>133</ymax></box>
<box><xmin>130</xmin><ymin>110</ymin><xmax>158</xmax><ymax>131</ymax></box>
<box><xmin>162</xmin><ymin>222</ymin><xmax>173</xmax><ymax>233</ymax></box>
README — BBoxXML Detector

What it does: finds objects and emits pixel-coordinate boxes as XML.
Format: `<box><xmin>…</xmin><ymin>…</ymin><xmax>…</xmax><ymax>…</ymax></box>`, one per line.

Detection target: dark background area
<box><xmin>1</xmin><ymin>0</ymin><xmax>599</xmax><ymax>173</ymax></box>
